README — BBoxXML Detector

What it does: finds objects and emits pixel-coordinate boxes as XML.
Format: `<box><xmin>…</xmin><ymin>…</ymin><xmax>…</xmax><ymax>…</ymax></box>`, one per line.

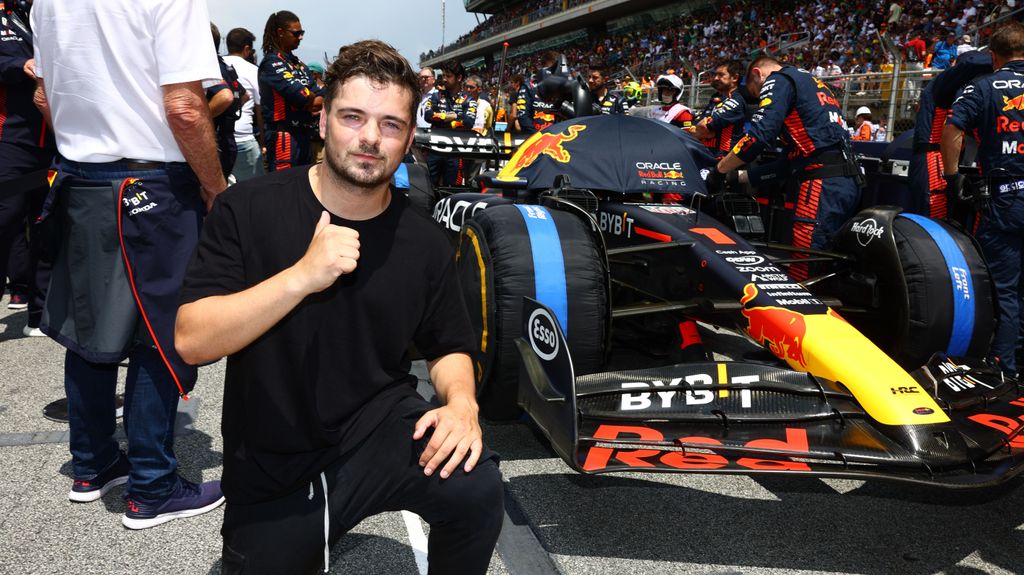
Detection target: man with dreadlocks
<box><xmin>258</xmin><ymin>10</ymin><xmax>324</xmax><ymax>172</ymax></box>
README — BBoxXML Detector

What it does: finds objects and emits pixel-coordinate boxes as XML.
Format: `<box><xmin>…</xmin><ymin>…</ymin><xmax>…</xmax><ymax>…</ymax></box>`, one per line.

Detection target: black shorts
<box><xmin>221</xmin><ymin>394</ymin><xmax>504</xmax><ymax>575</ymax></box>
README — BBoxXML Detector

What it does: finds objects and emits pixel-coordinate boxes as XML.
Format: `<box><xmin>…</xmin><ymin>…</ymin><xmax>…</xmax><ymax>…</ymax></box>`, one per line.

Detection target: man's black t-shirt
<box><xmin>180</xmin><ymin>167</ymin><xmax>474</xmax><ymax>504</ymax></box>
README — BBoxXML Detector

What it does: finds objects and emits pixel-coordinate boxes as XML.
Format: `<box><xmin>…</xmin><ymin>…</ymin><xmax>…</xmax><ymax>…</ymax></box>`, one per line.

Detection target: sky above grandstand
<box><xmin>207</xmin><ymin>0</ymin><xmax>480</xmax><ymax>67</ymax></box>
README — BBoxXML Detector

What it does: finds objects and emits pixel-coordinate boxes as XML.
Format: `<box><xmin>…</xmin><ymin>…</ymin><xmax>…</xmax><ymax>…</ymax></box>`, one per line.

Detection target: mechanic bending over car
<box><xmin>715</xmin><ymin>55</ymin><xmax>862</xmax><ymax>281</ymax></box>
<box><xmin>176</xmin><ymin>40</ymin><xmax>503</xmax><ymax>574</ymax></box>
<box><xmin>942</xmin><ymin>21</ymin><xmax>1024</xmax><ymax>378</ymax></box>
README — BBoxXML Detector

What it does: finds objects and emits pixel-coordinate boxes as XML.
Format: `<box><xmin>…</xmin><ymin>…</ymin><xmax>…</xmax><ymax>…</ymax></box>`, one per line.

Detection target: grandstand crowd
<box><xmin>424</xmin><ymin>0</ymin><xmax>1020</xmax><ymax>93</ymax></box>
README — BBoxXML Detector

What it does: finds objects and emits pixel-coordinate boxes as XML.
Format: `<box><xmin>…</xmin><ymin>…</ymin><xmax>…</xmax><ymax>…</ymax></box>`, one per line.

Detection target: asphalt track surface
<box><xmin>2</xmin><ymin>296</ymin><xmax>1024</xmax><ymax>574</ymax></box>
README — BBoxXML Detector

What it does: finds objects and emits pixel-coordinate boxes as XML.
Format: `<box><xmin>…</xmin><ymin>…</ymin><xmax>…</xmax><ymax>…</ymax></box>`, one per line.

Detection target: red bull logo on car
<box><xmin>740</xmin><ymin>283</ymin><xmax>807</xmax><ymax>367</ymax></box>
<box><xmin>497</xmin><ymin>125</ymin><xmax>587</xmax><ymax>180</ymax></box>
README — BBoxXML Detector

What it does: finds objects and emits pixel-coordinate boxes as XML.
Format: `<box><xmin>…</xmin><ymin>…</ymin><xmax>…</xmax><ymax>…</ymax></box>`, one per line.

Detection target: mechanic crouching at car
<box><xmin>715</xmin><ymin>55</ymin><xmax>862</xmax><ymax>281</ymax></box>
<box><xmin>941</xmin><ymin>22</ymin><xmax>1024</xmax><ymax>378</ymax></box>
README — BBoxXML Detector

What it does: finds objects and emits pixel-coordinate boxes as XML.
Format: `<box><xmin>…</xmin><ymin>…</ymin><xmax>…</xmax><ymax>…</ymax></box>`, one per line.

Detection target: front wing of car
<box><xmin>517</xmin><ymin>297</ymin><xmax>1024</xmax><ymax>489</ymax></box>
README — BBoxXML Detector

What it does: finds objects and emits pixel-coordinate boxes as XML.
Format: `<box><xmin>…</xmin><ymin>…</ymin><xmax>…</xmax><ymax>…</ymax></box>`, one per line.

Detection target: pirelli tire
<box><xmin>834</xmin><ymin>209</ymin><xmax>995</xmax><ymax>369</ymax></box>
<box><xmin>456</xmin><ymin>204</ymin><xmax>608</xmax><ymax>421</ymax></box>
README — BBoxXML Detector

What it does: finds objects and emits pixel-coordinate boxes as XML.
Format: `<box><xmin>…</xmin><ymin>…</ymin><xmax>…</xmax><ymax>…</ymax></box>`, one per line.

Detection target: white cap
<box><xmin>856</xmin><ymin>106</ymin><xmax>872</xmax><ymax>117</ymax></box>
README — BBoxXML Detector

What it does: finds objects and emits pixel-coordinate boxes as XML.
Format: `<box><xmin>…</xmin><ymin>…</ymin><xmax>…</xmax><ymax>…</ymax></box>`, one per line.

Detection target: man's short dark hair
<box><xmin>989</xmin><ymin>21</ymin><xmax>1024</xmax><ymax>59</ymax></box>
<box><xmin>440</xmin><ymin>59</ymin><xmax>466</xmax><ymax>80</ymax></box>
<box><xmin>211</xmin><ymin>23</ymin><xmax>221</xmax><ymax>52</ymax></box>
<box><xmin>226</xmin><ymin>27</ymin><xmax>256</xmax><ymax>55</ymax></box>
<box><xmin>589</xmin><ymin>63</ymin><xmax>608</xmax><ymax>78</ymax></box>
<box><xmin>324</xmin><ymin>40</ymin><xmax>420</xmax><ymax>123</ymax></box>
<box><xmin>716</xmin><ymin>60</ymin><xmax>744</xmax><ymax>80</ymax></box>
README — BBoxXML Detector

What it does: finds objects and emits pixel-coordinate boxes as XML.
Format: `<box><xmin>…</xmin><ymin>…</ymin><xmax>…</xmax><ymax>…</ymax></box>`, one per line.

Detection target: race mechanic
<box><xmin>422</xmin><ymin>60</ymin><xmax>467</xmax><ymax>185</ymax></box>
<box><xmin>693</xmin><ymin>60</ymin><xmax>749</xmax><ymax>158</ymax></box>
<box><xmin>648</xmin><ymin>74</ymin><xmax>694</xmax><ymax>129</ymax></box>
<box><xmin>716</xmin><ymin>56</ymin><xmax>862</xmax><ymax>281</ymax></box>
<box><xmin>587</xmin><ymin>64</ymin><xmax>625</xmax><ymax>115</ymax></box>
<box><xmin>909</xmin><ymin>49</ymin><xmax>992</xmax><ymax>219</ymax></box>
<box><xmin>942</xmin><ymin>22</ymin><xmax>1024</xmax><ymax>377</ymax></box>
<box><xmin>509</xmin><ymin>74</ymin><xmax>536</xmax><ymax>133</ymax></box>
<box><xmin>258</xmin><ymin>10</ymin><xmax>324</xmax><ymax>172</ymax></box>
<box><xmin>0</xmin><ymin>0</ymin><xmax>55</xmax><ymax>335</ymax></box>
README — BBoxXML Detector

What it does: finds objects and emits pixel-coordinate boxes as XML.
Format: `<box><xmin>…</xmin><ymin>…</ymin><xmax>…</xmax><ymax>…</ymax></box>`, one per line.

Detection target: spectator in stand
<box><xmin>223</xmin><ymin>27</ymin><xmax>265</xmax><ymax>183</ymax></box>
<box><xmin>32</xmin><ymin>0</ymin><xmax>227</xmax><ymax>528</ymax></box>
<box><xmin>958</xmin><ymin>34</ymin><xmax>975</xmax><ymax>56</ymax></box>
<box><xmin>929</xmin><ymin>31</ymin><xmax>959</xmax><ymax>70</ymax></box>
<box><xmin>259</xmin><ymin>10</ymin><xmax>324</xmax><ymax>172</ymax></box>
<box><xmin>851</xmin><ymin>106</ymin><xmax>875</xmax><ymax>141</ymax></box>
<box><xmin>905</xmin><ymin>29</ymin><xmax>928</xmax><ymax>100</ymax></box>
<box><xmin>586</xmin><ymin>63</ymin><xmax>625</xmax><ymax>114</ymax></box>
<box><xmin>0</xmin><ymin>0</ymin><xmax>55</xmax><ymax>336</ymax></box>
<box><xmin>207</xmin><ymin>23</ymin><xmax>246</xmax><ymax>179</ymax></box>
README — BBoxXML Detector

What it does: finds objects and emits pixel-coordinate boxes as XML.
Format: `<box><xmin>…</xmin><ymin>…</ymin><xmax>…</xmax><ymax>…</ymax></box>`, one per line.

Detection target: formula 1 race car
<box><xmin>415</xmin><ymin>113</ymin><xmax>1024</xmax><ymax>488</ymax></box>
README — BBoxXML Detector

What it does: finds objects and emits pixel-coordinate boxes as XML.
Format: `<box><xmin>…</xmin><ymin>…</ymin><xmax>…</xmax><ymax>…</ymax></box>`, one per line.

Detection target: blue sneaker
<box><xmin>122</xmin><ymin>478</ymin><xmax>224</xmax><ymax>530</ymax></box>
<box><xmin>68</xmin><ymin>454</ymin><xmax>129</xmax><ymax>502</ymax></box>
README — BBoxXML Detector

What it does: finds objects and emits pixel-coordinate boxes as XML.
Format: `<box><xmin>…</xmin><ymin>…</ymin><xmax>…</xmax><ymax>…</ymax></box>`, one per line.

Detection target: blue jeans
<box><xmin>58</xmin><ymin>158</ymin><xmax>196</xmax><ymax>501</ymax></box>
<box><xmin>231</xmin><ymin>139</ymin><xmax>264</xmax><ymax>182</ymax></box>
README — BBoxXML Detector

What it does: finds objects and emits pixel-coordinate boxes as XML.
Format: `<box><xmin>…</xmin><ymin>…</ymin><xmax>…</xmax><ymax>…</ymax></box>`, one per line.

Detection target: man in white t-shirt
<box><xmin>31</xmin><ymin>0</ymin><xmax>226</xmax><ymax>529</ymax></box>
<box><xmin>223</xmin><ymin>27</ymin><xmax>264</xmax><ymax>182</ymax></box>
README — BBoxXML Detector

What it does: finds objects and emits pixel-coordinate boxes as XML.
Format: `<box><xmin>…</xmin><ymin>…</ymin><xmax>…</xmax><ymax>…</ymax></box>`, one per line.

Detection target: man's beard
<box><xmin>324</xmin><ymin>143</ymin><xmax>390</xmax><ymax>191</ymax></box>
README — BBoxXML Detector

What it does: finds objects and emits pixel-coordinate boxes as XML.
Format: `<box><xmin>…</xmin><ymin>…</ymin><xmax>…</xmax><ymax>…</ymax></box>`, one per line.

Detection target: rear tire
<box><xmin>456</xmin><ymin>204</ymin><xmax>608</xmax><ymax>420</ymax></box>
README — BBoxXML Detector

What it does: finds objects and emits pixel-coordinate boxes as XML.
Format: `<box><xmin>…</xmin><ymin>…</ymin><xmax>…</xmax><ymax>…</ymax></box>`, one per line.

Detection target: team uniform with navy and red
<box><xmin>513</xmin><ymin>83</ymin><xmax>536</xmax><ymax>133</ymax></box>
<box><xmin>593</xmin><ymin>92</ymin><xmax>625</xmax><ymax>115</ymax></box>
<box><xmin>910</xmin><ymin>50</ymin><xmax>992</xmax><ymax>218</ymax></box>
<box><xmin>206</xmin><ymin>56</ymin><xmax>246</xmax><ymax>178</ymax></box>
<box><xmin>532</xmin><ymin>98</ymin><xmax>561</xmax><ymax>131</ymax></box>
<box><xmin>0</xmin><ymin>0</ymin><xmax>55</xmax><ymax>325</ymax></box>
<box><xmin>422</xmin><ymin>88</ymin><xmax>466</xmax><ymax>186</ymax></box>
<box><xmin>258</xmin><ymin>51</ymin><xmax>323</xmax><ymax>172</ymax></box>
<box><xmin>699</xmin><ymin>89</ymin><xmax>747</xmax><ymax>158</ymax></box>
<box><xmin>732</xmin><ymin>66</ymin><xmax>861</xmax><ymax>280</ymax></box>
<box><xmin>948</xmin><ymin>60</ymin><xmax>1024</xmax><ymax>374</ymax></box>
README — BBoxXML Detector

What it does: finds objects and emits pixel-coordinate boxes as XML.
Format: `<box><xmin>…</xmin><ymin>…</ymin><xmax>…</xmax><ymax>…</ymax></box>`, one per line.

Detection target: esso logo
<box><xmin>726</xmin><ymin>255</ymin><xmax>765</xmax><ymax>266</ymax></box>
<box><xmin>528</xmin><ymin>308</ymin><xmax>560</xmax><ymax>361</ymax></box>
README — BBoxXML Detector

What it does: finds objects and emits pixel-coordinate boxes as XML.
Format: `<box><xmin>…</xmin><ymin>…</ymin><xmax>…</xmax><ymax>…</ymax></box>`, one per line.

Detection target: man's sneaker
<box><xmin>122</xmin><ymin>478</ymin><xmax>224</xmax><ymax>530</ymax></box>
<box><xmin>22</xmin><ymin>325</ymin><xmax>45</xmax><ymax>337</ymax></box>
<box><xmin>68</xmin><ymin>455</ymin><xmax>130</xmax><ymax>502</ymax></box>
<box><xmin>7</xmin><ymin>294</ymin><xmax>27</xmax><ymax>310</ymax></box>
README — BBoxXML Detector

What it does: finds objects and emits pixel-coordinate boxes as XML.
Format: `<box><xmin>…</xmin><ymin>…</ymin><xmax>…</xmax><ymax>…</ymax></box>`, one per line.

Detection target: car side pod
<box><xmin>516</xmin><ymin>297</ymin><xmax>1024</xmax><ymax>488</ymax></box>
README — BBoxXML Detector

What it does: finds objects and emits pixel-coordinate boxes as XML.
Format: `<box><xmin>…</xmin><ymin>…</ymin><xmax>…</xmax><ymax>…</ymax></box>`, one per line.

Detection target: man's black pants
<box><xmin>221</xmin><ymin>395</ymin><xmax>504</xmax><ymax>575</ymax></box>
